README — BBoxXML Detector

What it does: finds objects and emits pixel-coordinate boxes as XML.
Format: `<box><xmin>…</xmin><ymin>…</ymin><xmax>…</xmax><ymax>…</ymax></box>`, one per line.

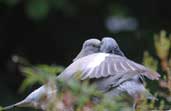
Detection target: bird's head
<box><xmin>100</xmin><ymin>37</ymin><xmax>125</xmax><ymax>57</ymax></box>
<box><xmin>73</xmin><ymin>38</ymin><xmax>101</xmax><ymax>61</ymax></box>
<box><xmin>82</xmin><ymin>38</ymin><xmax>101</xmax><ymax>53</ymax></box>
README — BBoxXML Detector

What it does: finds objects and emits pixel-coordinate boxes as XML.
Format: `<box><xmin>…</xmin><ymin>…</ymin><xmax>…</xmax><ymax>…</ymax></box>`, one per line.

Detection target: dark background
<box><xmin>0</xmin><ymin>0</ymin><xmax>171</xmax><ymax>110</ymax></box>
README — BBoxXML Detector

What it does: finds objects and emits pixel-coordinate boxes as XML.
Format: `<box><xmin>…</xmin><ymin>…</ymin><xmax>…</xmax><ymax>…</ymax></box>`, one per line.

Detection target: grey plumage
<box><xmin>58</xmin><ymin>37</ymin><xmax>160</xmax><ymax>103</ymax></box>
<box><xmin>58</xmin><ymin>52</ymin><xmax>160</xmax><ymax>90</ymax></box>
<box><xmin>59</xmin><ymin>53</ymin><xmax>157</xmax><ymax>79</ymax></box>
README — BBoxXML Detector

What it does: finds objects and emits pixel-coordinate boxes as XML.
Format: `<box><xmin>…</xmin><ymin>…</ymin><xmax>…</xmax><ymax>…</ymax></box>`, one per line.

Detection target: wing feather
<box><xmin>120</xmin><ymin>62</ymin><xmax>127</xmax><ymax>71</ymax></box>
<box><xmin>114</xmin><ymin>62</ymin><xmax>118</xmax><ymax>72</ymax></box>
<box><xmin>58</xmin><ymin>53</ymin><xmax>160</xmax><ymax>81</ymax></box>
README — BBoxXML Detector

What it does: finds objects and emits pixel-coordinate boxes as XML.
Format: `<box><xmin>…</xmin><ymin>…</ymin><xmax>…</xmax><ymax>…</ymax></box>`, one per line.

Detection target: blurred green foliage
<box><xmin>143</xmin><ymin>51</ymin><xmax>158</xmax><ymax>71</ymax></box>
<box><xmin>27</xmin><ymin>0</ymin><xmax>49</xmax><ymax>19</ymax></box>
<box><xmin>143</xmin><ymin>30</ymin><xmax>171</xmax><ymax>109</ymax></box>
<box><xmin>20</xmin><ymin>64</ymin><xmax>64</xmax><ymax>91</ymax></box>
<box><xmin>154</xmin><ymin>30</ymin><xmax>171</xmax><ymax>60</ymax></box>
<box><xmin>0</xmin><ymin>0</ymin><xmax>76</xmax><ymax>19</ymax></box>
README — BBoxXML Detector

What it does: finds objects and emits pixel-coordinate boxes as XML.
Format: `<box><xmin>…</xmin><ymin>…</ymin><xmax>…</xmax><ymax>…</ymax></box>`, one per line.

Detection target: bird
<box><xmin>57</xmin><ymin>37</ymin><xmax>160</xmax><ymax>108</ymax></box>
<box><xmin>2</xmin><ymin>38</ymin><xmax>101</xmax><ymax>110</ymax></box>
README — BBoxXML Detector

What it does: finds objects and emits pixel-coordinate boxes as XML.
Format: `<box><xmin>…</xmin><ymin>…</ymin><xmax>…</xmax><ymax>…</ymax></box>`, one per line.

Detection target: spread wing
<box><xmin>57</xmin><ymin>53</ymin><xmax>160</xmax><ymax>81</ymax></box>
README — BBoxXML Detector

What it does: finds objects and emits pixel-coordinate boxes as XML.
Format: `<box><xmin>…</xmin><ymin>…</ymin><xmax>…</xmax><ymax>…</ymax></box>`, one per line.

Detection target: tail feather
<box><xmin>143</xmin><ymin>89</ymin><xmax>158</xmax><ymax>101</ymax></box>
<box><xmin>2</xmin><ymin>100</ymin><xmax>27</xmax><ymax>110</ymax></box>
<box><xmin>2</xmin><ymin>104</ymin><xmax>16</xmax><ymax>110</ymax></box>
